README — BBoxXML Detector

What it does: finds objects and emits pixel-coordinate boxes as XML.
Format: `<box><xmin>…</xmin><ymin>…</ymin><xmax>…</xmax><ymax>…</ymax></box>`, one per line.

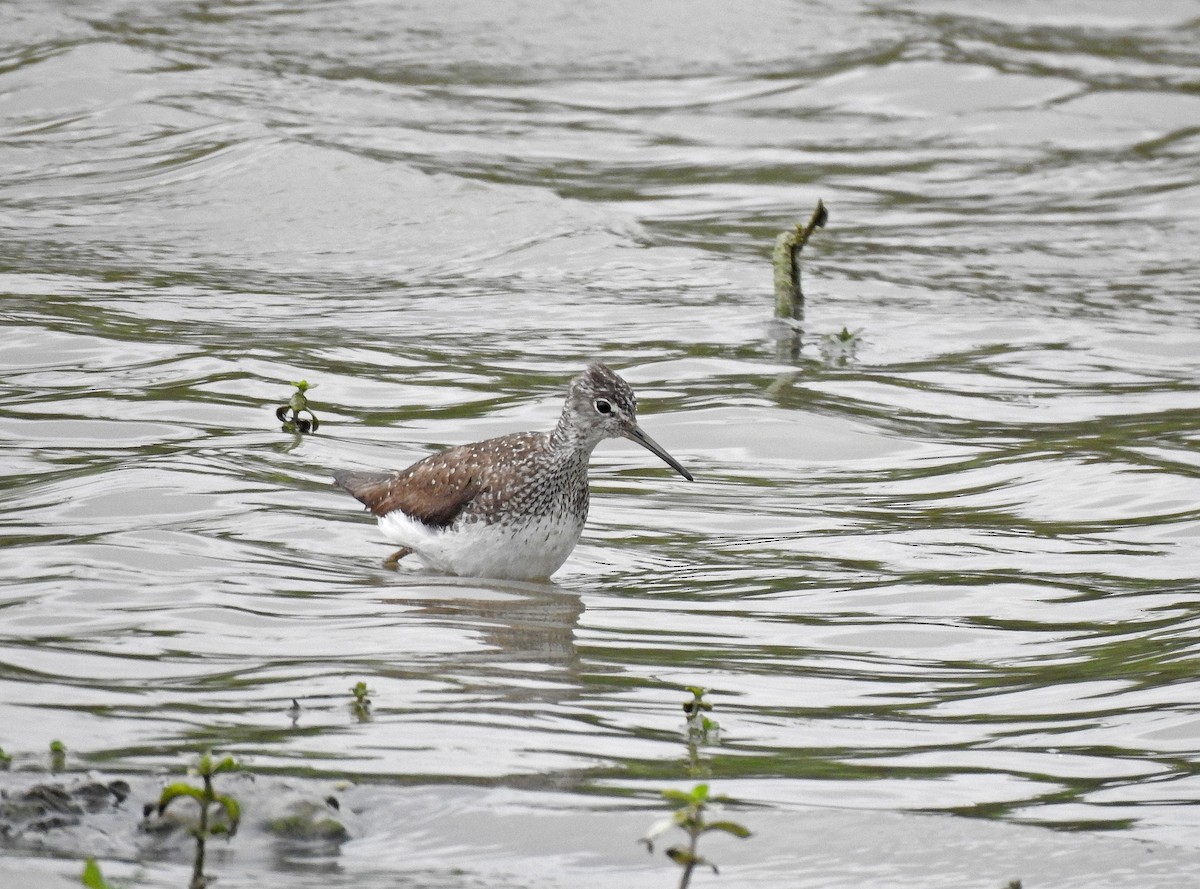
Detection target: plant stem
<box><xmin>190</xmin><ymin>774</ymin><xmax>213</xmax><ymax>889</ymax></box>
<box><xmin>678</xmin><ymin>827</ymin><xmax>699</xmax><ymax>889</ymax></box>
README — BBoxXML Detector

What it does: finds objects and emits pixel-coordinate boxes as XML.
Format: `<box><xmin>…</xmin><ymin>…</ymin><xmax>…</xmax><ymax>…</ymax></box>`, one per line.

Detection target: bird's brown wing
<box><xmin>334</xmin><ymin>448</ymin><xmax>484</xmax><ymax>528</ymax></box>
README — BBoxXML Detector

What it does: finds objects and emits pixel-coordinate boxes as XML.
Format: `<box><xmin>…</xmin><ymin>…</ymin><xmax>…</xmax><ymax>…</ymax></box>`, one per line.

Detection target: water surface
<box><xmin>2</xmin><ymin>1</ymin><xmax>1200</xmax><ymax>886</ymax></box>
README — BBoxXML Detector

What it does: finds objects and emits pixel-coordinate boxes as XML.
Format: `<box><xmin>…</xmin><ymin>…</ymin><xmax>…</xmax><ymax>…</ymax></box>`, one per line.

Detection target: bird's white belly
<box><xmin>377</xmin><ymin>511</ymin><xmax>585</xmax><ymax>580</ymax></box>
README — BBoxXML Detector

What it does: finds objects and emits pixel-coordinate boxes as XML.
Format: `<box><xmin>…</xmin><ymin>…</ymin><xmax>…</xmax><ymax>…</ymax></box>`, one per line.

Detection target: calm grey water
<box><xmin>3</xmin><ymin>1</ymin><xmax>1200</xmax><ymax>887</ymax></box>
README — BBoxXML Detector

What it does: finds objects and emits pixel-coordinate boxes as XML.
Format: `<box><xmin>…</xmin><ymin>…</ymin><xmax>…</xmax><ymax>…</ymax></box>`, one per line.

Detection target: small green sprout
<box><xmin>81</xmin><ymin>858</ymin><xmax>121</xmax><ymax>889</ymax></box>
<box><xmin>351</xmin><ymin>681</ymin><xmax>372</xmax><ymax>721</ymax></box>
<box><xmin>275</xmin><ymin>379</ymin><xmax>320</xmax><ymax>433</ymax></box>
<box><xmin>683</xmin><ymin>687</ymin><xmax>720</xmax><ymax>776</ymax></box>
<box><xmin>818</xmin><ymin>326</ymin><xmax>862</xmax><ymax>366</ymax></box>
<box><xmin>640</xmin><ymin>783</ymin><xmax>750</xmax><ymax>889</ymax></box>
<box><xmin>683</xmin><ymin>687</ymin><xmax>719</xmax><ymax>737</ymax></box>
<box><xmin>154</xmin><ymin>751</ymin><xmax>241</xmax><ymax>889</ymax></box>
<box><xmin>0</xmin><ymin>746</ymin><xmax>12</xmax><ymax>768</ymax></box>
<box><xmin>50</xmin><ymin>739</ymin><xmax>67</xmax><ymax>772</ymax></box>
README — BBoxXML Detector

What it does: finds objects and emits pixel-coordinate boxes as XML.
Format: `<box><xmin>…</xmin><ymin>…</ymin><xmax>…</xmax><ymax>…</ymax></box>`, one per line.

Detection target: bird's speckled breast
<box><xmin>453</xmin><ymin>435</ymin><xmax>590</xmax><ymax>527</ymax></box>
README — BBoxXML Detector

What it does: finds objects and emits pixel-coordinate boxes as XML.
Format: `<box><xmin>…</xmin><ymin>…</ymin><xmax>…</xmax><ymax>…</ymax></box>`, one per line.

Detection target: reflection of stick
<box><xmin>773</xmin><ymin>199</ymin><xmax>828</xmax><ymax>319</ymax></box>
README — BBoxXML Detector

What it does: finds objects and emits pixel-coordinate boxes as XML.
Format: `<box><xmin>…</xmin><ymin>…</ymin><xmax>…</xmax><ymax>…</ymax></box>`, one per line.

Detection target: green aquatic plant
<box><xmin>818</xmin><ymin>326</ymin><xmax>862</xmax><ymax>366</ymax></box>
<box><xmin>275</xmin><ymin>379</ymin><xmax>320</xmax><ymax>433</ymax></box>
<box><xmin>49</xmin><ymin>739</ymin><xmax>67</xmax><ymax>772</ymax></box>
<box><xmin>640</xmin><ymin>783</ymin><xmax>750</xmax><ymax>889</ymax></box>
<box><xmin>153</xmin><ymin>751</ymin><xmax>241</xmax><ymax>889</ymax></box>
<box><xmin>683</xmin><ymin>687</ymin><xmax>719</xmax><ymax>739</ymax></box>
<box><xmin>351</xmin><ymin>680</ymin><xmax>372</xmax><ymax>721</ymax></box>
<box><xmin>0</xmin><ymin>746</ymin><xmax>12</xmax><ymax>768</ymax></box>
<box><xmin>683</xmin><ymin>687</ymin><xmax>720</xmax><ymax>777</ymax></box>
<box><xmin>80</xmin><ymin>857</ymin><xmax>120</xmax><ymax>889</ymax></box>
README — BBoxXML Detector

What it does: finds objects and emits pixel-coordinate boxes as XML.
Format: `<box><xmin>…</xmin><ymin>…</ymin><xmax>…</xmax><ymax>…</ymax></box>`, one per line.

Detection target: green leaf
<box><xmin>212</xmin><ymin>755</ymin><xmax>239</xmax><ymax>775</ymax></box>
<box><xmin>215</xmin><ymin>793</ymin><xmax>241</xmax><ymax>830</ymax></box>
<box><xmin>81</xmin><ymin>857</ymin><xmax>117</xmax><ymax>889</ymax></box>
<box><xmin>665</xmin><ymin>846</ymin><xmax>697</xmax><ymax>866</ymax></box>
<box><xmin>157</xmin><ymin>782</ymin><xmax>204</xmax><ymax>813</ymax></box>
<box><xmin>703</xmin><ymin>820</ymin><xmax>751</xmax><ymax>839</ymax></box>
<box><xmin>661</xmin><ymin>789</ymin><xmax>693</xmax><ymax>805</ymax></box>
<box><xmin>688</xmin><ymin>783</ymin><xmax>710</xmax><ymax>802</ymax></box>
<box><xmin>642</xmin><ymin>816</ymin><xmax>674</xmax><ymax>839</ymax></box>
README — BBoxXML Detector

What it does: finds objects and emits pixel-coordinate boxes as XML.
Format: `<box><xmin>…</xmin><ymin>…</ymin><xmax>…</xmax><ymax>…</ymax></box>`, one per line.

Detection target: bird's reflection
<box><xmin>374</xmin><ymin>576</ymin><xmax>586</xmax><ymax>698</ymax></box>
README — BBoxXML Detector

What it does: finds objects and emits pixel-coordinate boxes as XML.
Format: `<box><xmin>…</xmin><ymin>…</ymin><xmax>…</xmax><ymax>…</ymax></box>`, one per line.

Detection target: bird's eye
<box><xmin>594</xmin><ymin>398</ymin><xmax>613</xmax><ymax>415</ymax></box>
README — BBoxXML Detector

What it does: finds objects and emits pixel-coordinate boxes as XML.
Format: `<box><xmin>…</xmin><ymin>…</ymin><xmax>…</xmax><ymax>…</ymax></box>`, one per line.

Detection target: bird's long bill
<box><xmin>626</xmin><ymin>425</ymin><xmax>694</xmax><ymax>482</ymax></box>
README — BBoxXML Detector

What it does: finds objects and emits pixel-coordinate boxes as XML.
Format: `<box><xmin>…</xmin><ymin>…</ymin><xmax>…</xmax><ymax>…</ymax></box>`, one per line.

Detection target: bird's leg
<box><xmin>383</xmin><ymin>546</ymin><xmax>413</xmax><ymax>568</ymax></box>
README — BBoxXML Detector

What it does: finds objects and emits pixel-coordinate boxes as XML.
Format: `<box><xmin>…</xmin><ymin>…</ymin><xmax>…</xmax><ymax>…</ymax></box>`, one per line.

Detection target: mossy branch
<box><xmin>773</xmin><ymin>199</ymin><xmax>828</xmax><ymax>320</ymax></box>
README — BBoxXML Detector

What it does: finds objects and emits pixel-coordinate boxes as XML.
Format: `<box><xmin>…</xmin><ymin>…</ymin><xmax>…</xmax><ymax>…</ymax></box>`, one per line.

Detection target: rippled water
<box><xmin>3</xmin><ymin>1</ymin><xmax>1200</xmax><ymax>887</ymax></box>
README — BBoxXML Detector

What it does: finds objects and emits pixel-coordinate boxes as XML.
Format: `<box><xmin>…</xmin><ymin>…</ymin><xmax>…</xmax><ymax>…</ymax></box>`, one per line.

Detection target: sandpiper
<box><xmin>335</xmin><ymin>363</ymin><xmax>693</xmax><ymax>580</ymax></box>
